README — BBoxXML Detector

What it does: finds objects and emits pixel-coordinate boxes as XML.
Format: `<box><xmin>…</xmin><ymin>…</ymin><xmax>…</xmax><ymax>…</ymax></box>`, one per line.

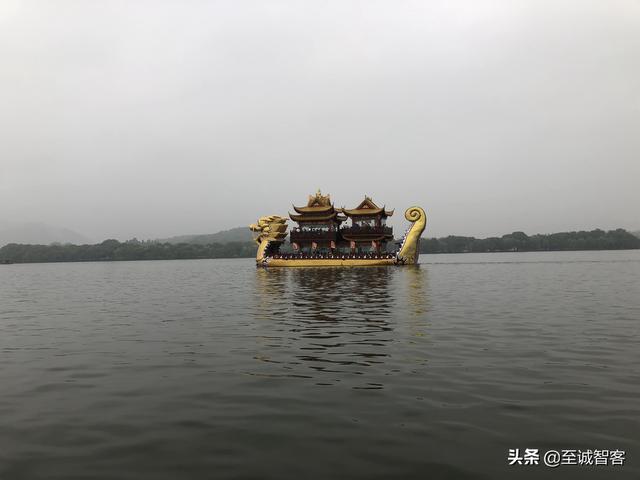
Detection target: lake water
<box><xmin>1</xmin><ymin>251</ymin><xmax>639</xmax><ymax>479</ymax></box>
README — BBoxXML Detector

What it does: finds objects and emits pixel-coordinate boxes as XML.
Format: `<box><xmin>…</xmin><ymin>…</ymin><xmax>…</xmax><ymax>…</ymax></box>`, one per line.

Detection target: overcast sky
<box><xmin>1</xmin><ymin>0</ymin><xmax>638</xmax><ymax>241</ymax></box>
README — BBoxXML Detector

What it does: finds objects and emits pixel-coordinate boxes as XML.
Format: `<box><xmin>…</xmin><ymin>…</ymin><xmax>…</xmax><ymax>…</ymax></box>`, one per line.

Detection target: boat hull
<box><xmin>262</xmin><ymin>257</ymin><xmax>398</xmax><ymax>267</ymax></box>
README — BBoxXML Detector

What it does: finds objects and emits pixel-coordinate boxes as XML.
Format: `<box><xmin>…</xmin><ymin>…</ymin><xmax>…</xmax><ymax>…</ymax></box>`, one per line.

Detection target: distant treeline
<box><xmin>0</xmin><ymin>239</ymin><xmax>257</xmax><ymax>264</ymax></box>
<box><xmin>1</xmin><ymin>229</ymin><xmax>638</xmax><ymax>264</ymax></box>
<box><xmin>419</xmin><ymin>229</ymin><xmax>640</xmax><ymax>254</ymax></box>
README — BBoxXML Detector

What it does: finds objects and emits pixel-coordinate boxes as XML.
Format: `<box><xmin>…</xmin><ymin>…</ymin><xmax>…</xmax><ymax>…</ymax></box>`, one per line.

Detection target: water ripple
<box><xmin>0</xmin><ymin>253</ymin><xmax>639</xmax><ymax>479</ymax></box>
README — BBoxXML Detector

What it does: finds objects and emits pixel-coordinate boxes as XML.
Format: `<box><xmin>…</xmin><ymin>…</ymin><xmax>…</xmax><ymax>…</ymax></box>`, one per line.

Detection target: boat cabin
<box><xmin>289</xmin><ymin>191</ymin><xmax>394</xmax><ymax>255</ymax></box>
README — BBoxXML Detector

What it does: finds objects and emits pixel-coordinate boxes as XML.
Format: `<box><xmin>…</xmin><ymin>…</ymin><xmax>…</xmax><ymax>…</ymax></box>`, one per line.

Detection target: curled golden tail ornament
<box><xmin>396</xmin><ymin>206</ymin><xmax>427</xmax><ymax>265</ymax></box>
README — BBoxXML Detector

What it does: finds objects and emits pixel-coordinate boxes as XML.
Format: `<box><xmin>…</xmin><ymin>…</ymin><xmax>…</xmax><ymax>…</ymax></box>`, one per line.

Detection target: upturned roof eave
<box><xmin>292</xmin><ymin>204</ymin><xmax>336</xmax><ymax>214</ymax></box>
<box><xmin>340</xmin><ymin>207</ymin><xmax>394</xmax><ymax>217</ymax></box>
<box><xmin>289</xmin><ymin>211</ymin><xmax>343</xmax><ymax>222</ymax></box>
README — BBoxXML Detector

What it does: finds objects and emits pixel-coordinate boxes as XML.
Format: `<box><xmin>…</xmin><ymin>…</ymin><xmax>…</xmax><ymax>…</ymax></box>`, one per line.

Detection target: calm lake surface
<box><xmin>1</xmin><ymin>251</ymin><xmax>639</xmax><ymax>479</ymax></box>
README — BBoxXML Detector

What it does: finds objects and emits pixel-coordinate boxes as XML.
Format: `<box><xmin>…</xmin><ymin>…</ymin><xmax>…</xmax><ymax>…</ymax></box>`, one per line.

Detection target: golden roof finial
<box><xmin>305</xmin><ymin>189</ymin><xmax>331</xmax><ymax>206</ymax></box>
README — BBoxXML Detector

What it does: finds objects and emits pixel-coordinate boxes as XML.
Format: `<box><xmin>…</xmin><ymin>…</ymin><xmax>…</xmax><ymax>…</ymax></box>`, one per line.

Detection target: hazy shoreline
<box><xmin>2</xmin><ymin>228</ymin><xmax>638</xmax><ymax>264</ymax></box>
<box><xmin>1</xmin><ymin>248</ymin><xmax>639</xmax><ymax>265</ymax></box>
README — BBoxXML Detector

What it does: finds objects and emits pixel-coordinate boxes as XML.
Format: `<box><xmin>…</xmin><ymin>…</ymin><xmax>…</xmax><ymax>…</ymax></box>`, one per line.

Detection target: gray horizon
<box><xmin>1</xmin><ymin>0</ymin><xmax>639</xmax><ymax>242</ymax></box>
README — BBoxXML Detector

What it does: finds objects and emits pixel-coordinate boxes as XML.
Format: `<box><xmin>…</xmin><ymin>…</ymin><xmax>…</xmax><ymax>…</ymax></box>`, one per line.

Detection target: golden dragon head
<box><xmin>249</xmin><ymin>216</ymin><xmax>289</xmax><ymax>245</ymax></box>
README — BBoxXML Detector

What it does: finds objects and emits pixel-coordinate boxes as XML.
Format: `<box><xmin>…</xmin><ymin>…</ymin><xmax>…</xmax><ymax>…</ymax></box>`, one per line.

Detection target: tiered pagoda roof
<box><xmin>338</xmin><ymin>196</ymin><xmax>394</xmax><ymax>218</ymax></box>
<box><xmin>289</xmin><ymin>190</ymin><xmax>346</xmax><ymax>223</ymax></box>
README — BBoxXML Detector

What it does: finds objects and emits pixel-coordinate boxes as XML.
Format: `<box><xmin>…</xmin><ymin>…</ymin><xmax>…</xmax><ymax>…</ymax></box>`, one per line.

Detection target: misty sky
<box><xmin>1</xmin><ymin>0</ymin><xmax>638</xmax><ymax>241</ymax></box>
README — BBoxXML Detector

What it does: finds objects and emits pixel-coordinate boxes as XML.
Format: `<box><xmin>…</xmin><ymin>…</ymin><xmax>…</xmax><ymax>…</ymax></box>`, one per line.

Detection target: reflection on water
<box><xmin>252</xmin><ymin>266</ymin><xmax>430</xmax><ymax>388</ymax></box>
<box><xmin>253</xmin><ymin>267</ymin><xmax>289</xmax><ymax>320</ymax></box>
<box><xmin>404</xmin><ymin>265</ymin><xmax>429</xmax><ymax>317</ymax></box>
<box><xmin>398</xmin><ymin>265</ymin><xmax>431</xmax><ymax>341</ymax></box>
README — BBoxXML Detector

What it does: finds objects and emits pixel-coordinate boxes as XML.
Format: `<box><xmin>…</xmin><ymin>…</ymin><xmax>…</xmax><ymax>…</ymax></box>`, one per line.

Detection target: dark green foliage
<box><xmin>1</xmin><ymin>228</ymin><xmax>638</xmax><ymax>263</ymax></box>
<box><xmin>0</xmin><ymin>239</ymin><xmax>257</xmax><ymax>264</ymax></box>
<box><xmin>419</xmin><ymin>228</ymin><xmax>640</xmax><ymax>254</ymax></box>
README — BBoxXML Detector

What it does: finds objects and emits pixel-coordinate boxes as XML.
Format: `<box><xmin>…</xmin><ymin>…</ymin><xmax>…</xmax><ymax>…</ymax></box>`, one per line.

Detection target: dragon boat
<box><xmin>249</xmin><ymin>190</ymin><xmax>426</xmax><ymax>267</ymax></box>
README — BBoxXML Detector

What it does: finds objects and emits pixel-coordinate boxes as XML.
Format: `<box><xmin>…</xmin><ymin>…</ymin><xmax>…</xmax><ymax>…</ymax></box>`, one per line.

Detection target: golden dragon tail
<box><xmin>396</xmin><ymin>207</ymin><xmax>427</xmax><ymax>264</ymax></box>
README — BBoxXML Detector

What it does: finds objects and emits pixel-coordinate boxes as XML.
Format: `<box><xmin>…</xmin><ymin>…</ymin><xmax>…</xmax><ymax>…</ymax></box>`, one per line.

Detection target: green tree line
<box><xmin>0</xmin><ymin>239</ymin><xmax>257</xmax><ymax>264</ymax></box>
<box><xmin>419</xmin><ymin>229</ymin><xmax>640</xmax><ymax>254</ymax></box>
<box><xmin>1</xmin><ymin>228</ymin><xmax>638</xmax><ymax>264</ymax></box>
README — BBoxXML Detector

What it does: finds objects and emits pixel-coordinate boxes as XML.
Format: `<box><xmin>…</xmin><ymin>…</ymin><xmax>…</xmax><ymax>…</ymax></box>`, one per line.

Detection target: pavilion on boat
<box><xmin>338</xmin><ymin>197</ymin><xmax>394</xmax><ymax>254</ymax></box>
<box><xmin>289</xmin><ymin>191</ymin><xmax>394</xmax><ymax>255</ymax></box>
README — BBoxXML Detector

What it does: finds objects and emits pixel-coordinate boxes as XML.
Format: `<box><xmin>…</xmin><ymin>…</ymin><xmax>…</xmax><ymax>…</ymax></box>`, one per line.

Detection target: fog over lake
<box><xmin>1</xmin><ymin>0</ymin><xmax>638</xmax><ymax>241</ymax></box>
